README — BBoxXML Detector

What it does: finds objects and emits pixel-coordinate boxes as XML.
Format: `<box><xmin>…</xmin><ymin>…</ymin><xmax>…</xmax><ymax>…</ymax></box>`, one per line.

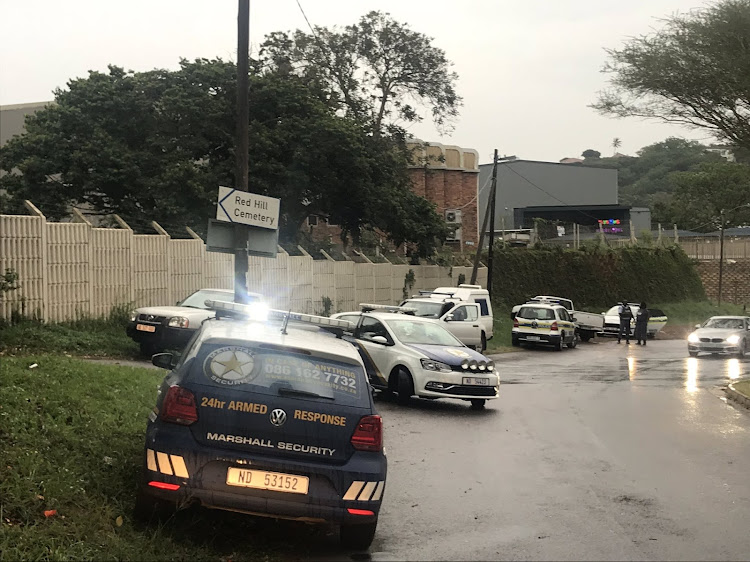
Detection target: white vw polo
<box><xmin>332</xmin><ymin>310</ymin><xmax>499</xmax><ymax>410</ymax></box>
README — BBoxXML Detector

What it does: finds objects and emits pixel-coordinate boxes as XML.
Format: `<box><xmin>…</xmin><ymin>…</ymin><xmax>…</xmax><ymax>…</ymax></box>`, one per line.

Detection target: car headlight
<box><xmin>687</xmin><ymin>333</ymin><xmax>700</xmax><ymax>343</ymax></box>
<box><xmin>129</xmin><ymin>309</ymin><xmax>138</xmax><ymax>322</ymax></box>
<box><xmin>168</xmin><ymin>316</ymin><xmax>189</xmax><ymax>328</ymax></box>
<box><xmin>461</xmin><ymin>359</ymin><xmax>470</xmax><ymax>370</ymax></box>
<box><xmin>486</xmin><ymin>360</ymin><xmax>495</xmax><ymax>372</ymax></box>
<box><xmin>468</xmin><ymin>360</ymin><xmax>478</xmax><ymax>370</ymax></box>
<box><xmin>727</xmin><ymin>335</ymin><xmax>741</xmax><ymax>345</ymax></box>
<box><xmin>420</xmin><ymin>358</ymin><xmax>453</xmax><ymax>372</ymax></box>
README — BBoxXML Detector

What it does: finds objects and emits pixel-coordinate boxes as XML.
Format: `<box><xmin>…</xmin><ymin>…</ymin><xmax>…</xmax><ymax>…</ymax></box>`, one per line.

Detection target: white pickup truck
<box><xmin>511</xmin><ymin>296</ymin><xmax>604</xmax><ymax>342</ymax></box>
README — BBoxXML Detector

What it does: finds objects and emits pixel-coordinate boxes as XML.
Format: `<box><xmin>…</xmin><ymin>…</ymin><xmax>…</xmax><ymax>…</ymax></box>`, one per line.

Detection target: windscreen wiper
<box><xmin>277</xmin><ymin>387</ymin><xmax>335</xmax><ymax>401</ymax></box>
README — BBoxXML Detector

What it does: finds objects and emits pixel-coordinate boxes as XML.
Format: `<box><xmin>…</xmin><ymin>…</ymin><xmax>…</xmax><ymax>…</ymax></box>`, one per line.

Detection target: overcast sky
<box><xmin>0</xmin><ymin>0</ymin><xmax>715</xmax><ymax>163</ymax></box>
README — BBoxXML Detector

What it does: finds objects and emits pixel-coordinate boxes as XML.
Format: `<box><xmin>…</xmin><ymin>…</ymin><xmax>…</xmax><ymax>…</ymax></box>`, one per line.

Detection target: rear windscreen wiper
<box><xmin>277</xmin><ymin>387</ymin><xmax>335</xmax><ymax>401</ymax></box>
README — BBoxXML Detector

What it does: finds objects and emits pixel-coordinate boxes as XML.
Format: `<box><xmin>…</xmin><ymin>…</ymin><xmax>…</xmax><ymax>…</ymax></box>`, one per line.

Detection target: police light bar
<box><xmin>359</xmin><ymin>303</ymin><xmax>417</xmax><ymax>313</ymax></box>
<box><xmin>417</xmin><ymin>290</ymin><xmax>456</xmax><ymax>297</ymax></box>
<box><xmin>205</xmin><ymin>300</ymin><xmax>354</xmax><ymax>330</ymax></box>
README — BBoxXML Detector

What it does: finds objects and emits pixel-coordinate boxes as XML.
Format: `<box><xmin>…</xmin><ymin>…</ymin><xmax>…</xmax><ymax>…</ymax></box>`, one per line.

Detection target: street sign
<box><xmin>206</xmin><ymin>219</ymin><xmax>279</xmax><ymax>258</ymax></box>
<box><xmin>216</xmin><ymin>186</ymin><xmax>280</xmax><ymax>230</ymax></box>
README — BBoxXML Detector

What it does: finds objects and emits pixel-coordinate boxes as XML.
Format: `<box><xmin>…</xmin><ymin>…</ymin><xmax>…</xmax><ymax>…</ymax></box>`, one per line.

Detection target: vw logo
<box><xmin>270</xmin><ymin>409</ymin><xmax>287</xmax><ymax>427</ymax></box>
<box><xmin>531</xmin><ymin>320</ymin><xmax>538</xmax><ymax>329</ymax></box>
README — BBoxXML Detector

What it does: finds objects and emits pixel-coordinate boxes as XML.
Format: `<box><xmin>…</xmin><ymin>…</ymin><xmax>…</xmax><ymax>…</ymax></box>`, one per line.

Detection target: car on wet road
<box><xmin>687</xmin><ymin>315</ymin><xmax>750</xmax><ymax>357</ymax></box>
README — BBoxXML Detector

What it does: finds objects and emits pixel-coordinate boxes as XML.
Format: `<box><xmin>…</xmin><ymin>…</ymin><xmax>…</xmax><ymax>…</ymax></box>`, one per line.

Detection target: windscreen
<box><xmin>517</xmin><ymin>307</ymin><xmax>555</xmax><ymax>321</ymax></box>
<box><xmin>385</xmin><ymin>319</ymin><xmax>463</xmax><ymax>346</ymax></box>
<box><xmin>189</xmin><ymin>343</ymin><xmax>366</xmax><ymax>406</ymax></box>
<box><xmin>402</xmin><ymin>300</ymin><xmax>446</xmax><ymax>318</ymax></box>
<box><xmin>704</xmin><ymin>318</ymin><xmax>745</xmax><ymax>330</ymax></box>
<box><xmin>180</xmin><ymin>290</ymin><xmax>243</xmax><ymax>308</ymax></box>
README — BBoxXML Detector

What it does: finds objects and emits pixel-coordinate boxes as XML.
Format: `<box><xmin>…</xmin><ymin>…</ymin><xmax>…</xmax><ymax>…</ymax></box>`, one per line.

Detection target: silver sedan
<box><xmin>687</xmin><ymin>316</ymin><xmax>750</xmax><ymax>357</ymax></box>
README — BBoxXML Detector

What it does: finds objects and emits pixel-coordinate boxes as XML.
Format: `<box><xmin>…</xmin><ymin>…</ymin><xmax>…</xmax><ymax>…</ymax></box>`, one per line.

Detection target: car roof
<box><xmin>518</xmin><ymin>303</ymin><xmax>564</xmax><ymax>310</ymax></box>
<box><xmin>707</xmin><ymin>315</ymin><xmax>749</xmax><ymax>320</ymax></box>
<box><xmin>364</xmin><ymin>311</ymin><xmax>442</xmax><ymax>323</ymax></box>
<box><xmin>199</xmin><ymin>318</ymin><xmax>362</xmax><ymax>363</ymax></box>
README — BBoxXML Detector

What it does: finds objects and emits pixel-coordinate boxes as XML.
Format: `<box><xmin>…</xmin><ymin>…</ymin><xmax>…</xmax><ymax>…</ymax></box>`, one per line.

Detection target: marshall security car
<box><xmin>135</xmin><ymin>301</ymin><xmax>386</xmax><ymax>550</ymax></box>
<box><xmin>332</xmin><ymin>306</ymin><xmax>498</xmax><ymax>410</ymax></box>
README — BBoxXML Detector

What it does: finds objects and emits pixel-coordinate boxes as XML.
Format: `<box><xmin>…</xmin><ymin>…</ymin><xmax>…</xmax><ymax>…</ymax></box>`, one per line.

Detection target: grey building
<box><xmin>478</xmin><ymin>159</ymin><xmax>619</xmax><ymax>230</ymax></box>
<box><xmin>0</xmin><ymin>101</ymin><xmax>51</xmax><ymax>146</ymax></box>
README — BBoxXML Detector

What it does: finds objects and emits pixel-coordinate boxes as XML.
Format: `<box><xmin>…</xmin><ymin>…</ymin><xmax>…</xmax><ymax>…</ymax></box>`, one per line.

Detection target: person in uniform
<box><xmin>634</xmin><ymin>302</ymin><xmax>650</xmax><ymax>346</ymax></box>
<box><xmin>617</xmin><ymin>301</ymin><xmax>633</xmax><ymax>344</ymax></box>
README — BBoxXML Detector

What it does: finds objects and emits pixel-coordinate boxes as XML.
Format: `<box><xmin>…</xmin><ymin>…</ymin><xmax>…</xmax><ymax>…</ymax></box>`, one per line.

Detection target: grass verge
<box><xmin>0</xmin><ymin>316</ymin><xmax>138</xmax><ymax>358</ymax></box>
<box><xmin>485</xmin><ymin>306</ymin><xmax>515</xmax><ymax>354</ymax></box>
<box><xmin>733</xmin><ymin>379</ymin><xmax>750</xmax><ymax>399</ymax></box>
<box><xmin>0</xmin><ymin>356</ymin><xmax>338</xmax><ymax>560</ymax></box>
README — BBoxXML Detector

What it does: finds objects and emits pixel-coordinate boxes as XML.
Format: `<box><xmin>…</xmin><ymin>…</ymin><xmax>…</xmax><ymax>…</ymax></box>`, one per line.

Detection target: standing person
<box><xmin>635</xmin><ymin>302</ymin><xmax>650</xmax><ymax>346</ymax></box>
<box><xmin>617</xmin><ymin>300</ymin><xmax>633</xmax><ymax>344</ymax></box>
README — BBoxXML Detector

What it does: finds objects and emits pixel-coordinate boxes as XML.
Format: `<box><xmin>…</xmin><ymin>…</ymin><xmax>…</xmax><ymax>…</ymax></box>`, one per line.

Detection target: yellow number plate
<box><xmin>136</xmin><ymin>324</ymin><xmax>156</xmax><ymax>332</ymax></box>
<box><xmin>226</xmin><ymin>468</ymin><xmax>309</xmax><ymax>494</ymax></box>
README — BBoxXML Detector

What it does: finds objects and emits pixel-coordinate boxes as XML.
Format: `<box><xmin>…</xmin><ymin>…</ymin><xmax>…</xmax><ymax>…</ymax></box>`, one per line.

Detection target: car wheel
<box><xmin>737</xmin><ymin>339</ymin><xmax>746</xmax><ymax>358</ymax></box>
<box><xmin>139</xmin><ymin>342</ymin><xmax>159</xmax><ymax>358</ymax></box>
<box><xmin>340</xmin><ymin>521</ymin><xmax>378</xmax><ymax>550</ymax></box>
<box><xmin>579</xmin><ymin>332</ymin><xmax>592</xmax><ymax>342</ymax></box>
<box><xmin>133</xmin><ymin>486</ymin><xmax>173</xmax><ymax>523</ymax></box>
<box><xmin>511</xmin><ymin>335</ymin><xmax>520</xmax><ymax>347</ymax></box>
<box><xmin>396</xmin><ymin>369</ymin><xmax>414</xmax><ymax>405</ymax></box>
<box><xmin>566</xmin><ymin>333</ymin><xmax>578</xmax><ymax>349</ymax></box>
<box><xmin>554</xmin><ymin>335</ymin><xmax>563</xmax><ymax>351</ymax></box>
<box><xmin>470</xmin><ymin>399</ymin><xmax>486</xmax><ymax>410</ymax></box>
<box><xmin>480</xmin><ymin>332</ymin><xmax>487</xmax><ymax>352</ymax></box>
<box><xmin>688</xmin><ymin>350</ymin><xmax>699</xmax><ymax>357</ymax></box>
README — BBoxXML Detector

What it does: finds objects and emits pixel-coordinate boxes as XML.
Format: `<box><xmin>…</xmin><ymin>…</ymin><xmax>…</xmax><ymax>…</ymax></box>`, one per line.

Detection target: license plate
<box><xmin>526</xmin><ymin>335</ymin><xmax>540</xmax><ymax>341</ymax></box>
<box><xmin>226</xmin><ymin>468</ymin><xmax>309</xmax><ymax>495</ymax></box>
<box><xmin>463</xmin><ymin>377</ymin><xmax>490</xmax><ymax>386</ymax></box>
<box><xmin>136</xmin><ymin>324</ymin><xmax>156</xmax><ymax>332</ymax></box>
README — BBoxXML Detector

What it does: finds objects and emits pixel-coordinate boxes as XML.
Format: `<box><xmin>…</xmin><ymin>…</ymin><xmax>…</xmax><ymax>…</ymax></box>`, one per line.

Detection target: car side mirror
<box><xmin>371</xmin><ymin>335</ymin><xmax>390</xmax><ymax>345</ymax></box>
<box><xmin>152</xmin><ymin>353</ymin><xmax>175</xmax><ymax>370</ymax></box>
<box><xmin>444</xmin><ymin>314</ymin><xmax>454</xmax><ymax>322</ymax></box>
<box><xmin>695</xmin><ymin>324</ymin><xmax>701</xmax><ymax>329</ymax></box>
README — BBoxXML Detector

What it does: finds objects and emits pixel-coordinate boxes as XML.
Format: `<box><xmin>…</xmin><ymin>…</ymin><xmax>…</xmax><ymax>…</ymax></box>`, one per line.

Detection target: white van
<box><xmin>401</xmin><ymin>284</ymin><xmax>494</xmax><ymax>350</ymax></box>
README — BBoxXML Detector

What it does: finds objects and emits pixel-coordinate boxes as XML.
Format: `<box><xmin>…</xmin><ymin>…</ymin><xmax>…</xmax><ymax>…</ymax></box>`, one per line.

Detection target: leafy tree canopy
<box><xmin>593</xmin><ymin>0</ymin><xmax>750</xmax><ymax>149</ymax></box>
<box><xmin>0</xmin><ymin>59</ymin><xmax>448</xmax><ymax>256</ymax></box>
<box><xmin>581</xmin><ymin>149</ymin><xmax>601</xmax><ymax>159</ymax></box>
<box><xmin>666</xmin><ymin>162</ymin><xmax>750</xmax><ymax>230</ymax></box>
<box><xmin>260</xmin><ymin>11</ymin><xmax>462</xmax><ymax>135</ymax></box>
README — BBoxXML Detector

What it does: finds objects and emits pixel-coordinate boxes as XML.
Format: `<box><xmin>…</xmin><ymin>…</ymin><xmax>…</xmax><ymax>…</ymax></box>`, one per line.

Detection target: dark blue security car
<box><xmin>135</xmin><ymin>302</ymin><xmax>387</xmax><ymax>550</ymax></box>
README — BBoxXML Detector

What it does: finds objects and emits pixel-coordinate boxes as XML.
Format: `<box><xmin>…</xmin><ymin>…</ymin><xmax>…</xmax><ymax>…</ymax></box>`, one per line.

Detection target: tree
<box><xmin>664</xmin><ymin>162</ymin><xmax>750</xmax><ymax>230</ymax></box>
<box><xmin>593</xmin><ymin>0</ymin><xmax>750</xmax><ymax>149</ymax></box>
<box><xmin>0</xmin><ymin>60</ymin><xmax>448</xmax><ymax>254</ymax></box>
<box><xmin>581</xmin><ymin>149</ymin><xmax>601</xmax><ymax>159</ymax></box>
<box><xmin>612</xmin><ymin>137</ymin><xmax>621</xmax><ymax>154</ymax></box>
<box><xmin>260</xmin><ymin>11</ymin><xmax>462</xmax><ymax>135</ymax></box>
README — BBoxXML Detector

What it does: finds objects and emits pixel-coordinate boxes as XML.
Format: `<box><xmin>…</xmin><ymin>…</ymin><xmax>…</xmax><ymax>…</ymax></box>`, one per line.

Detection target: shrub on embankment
<box><xmin>491</xmin><ymin>245</ymin><xmax>706</xmax><ymax>309</ymax></box>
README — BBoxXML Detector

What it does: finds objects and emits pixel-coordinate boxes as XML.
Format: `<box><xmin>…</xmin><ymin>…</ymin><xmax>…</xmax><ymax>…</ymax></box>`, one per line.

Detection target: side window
<box><xmin>558</xmin><ymin>309</ymin><xmax>570</xmax><ymax>322</ymax></box>
<box><xmin>337</xmin><ymin>314</ymin><xmax>360</xmax><ymax>327</ymax></box>
<box><xmin>450</xmin><ymin>305</ymin><xmax>470</xmax><ymax>321</ymax></box>
<box><xmin>464</xmin><ymin>305</ymin><xmax>479</xmax><ymax>321</ymax></box>
<box><xmin>357</xmin><ymin>317</ymin><xmax>389</xmax><ymax>342</ymax></box>
<box><xmin>475</xmin><ymin>298</ymin><xmax>490</xmax><ymax>316</ymax></box>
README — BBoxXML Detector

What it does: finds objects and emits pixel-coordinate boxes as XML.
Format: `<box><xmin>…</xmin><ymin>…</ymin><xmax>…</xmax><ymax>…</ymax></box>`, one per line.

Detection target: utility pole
<box><xmin>718</xmin><ymin>209</ymin><xmax>725</xmax><ymax>306</ymax></box>
<box><xmin>486</xmin><ymin>149</ymin><xmax>499</xmax><ymax>298</ymax></box>
<box><xmin>470</xmin><ymin>149</ymin><xmax>498</xmax><ymax>285</ymax></box>
<box><xmin>234</xmin><ymin>0</ymin><xmax>250</xmax><ymax>303</ymax></box>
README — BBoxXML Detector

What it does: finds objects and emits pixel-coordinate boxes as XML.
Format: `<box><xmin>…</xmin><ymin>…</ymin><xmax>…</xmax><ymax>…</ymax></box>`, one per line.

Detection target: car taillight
<box><xmin>161</xmin><ymin>386</ymin><xmax>198</xmax><ymax>425</ymax></box>
<box><xmin>351</xmin><ymin>415</ymin><xmax>382</xmax><ymax>452</ymax></box>
<box><xmin>513</xmin><ymin>318</ymin><xmax>519</xmax><ymax>328</ymax></box>
<box><xmin>550</xmin><ymin>322</ymin><xmax>558</xmax><ymax>331</ymax></box>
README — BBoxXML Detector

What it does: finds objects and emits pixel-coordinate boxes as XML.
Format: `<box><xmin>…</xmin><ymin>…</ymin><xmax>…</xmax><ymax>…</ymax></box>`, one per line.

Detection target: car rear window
<box><xmin>517</xmin><ymin>306</ymin><xmax>554</xmax><ymax>320</ymax></box>
<box><xmin>187</xmin><ymin>343</ymin><xmax>366</xmax><ymax>406</ymax></box>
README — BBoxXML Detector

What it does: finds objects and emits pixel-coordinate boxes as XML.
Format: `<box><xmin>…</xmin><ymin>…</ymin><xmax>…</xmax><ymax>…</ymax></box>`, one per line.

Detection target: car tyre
<box><xmin>688</xmin><ymin>350</ymin><xmax>699</xmax><ymax>357</ymax></box>
<box><xmin>480</xmin><ymin>332</ymin><xmax>487</xmax><ymax>352</ymax></box>
<box><xmin>566</xmin><ymin>333</ymin><xmax>578</xmax><ymax>349</ymax></box>
<box><xmin>139</xmin><ymin>341</ymin><xmax>159</xmax><ymax>358</ymax></box>
<box><xmin>133</xmin><ymin>486</ymin><xmax>173</xmax><ymax>524</ymax></box>
<box><xmin>737</xmin><ymin>339</ymin><xmax>746</xmax><ymax>358</ymax></box>
<box><xmin>470</xmin><ymin>399</ymin><xmax>486</xmax><ymax>410</ymax></box>
<box><xmin>579</xmin><ymin>332</ymin><xmax>592</xmax><ymax>342</ymax></box>
<box><xmin>340</xmin><ymin>521</ymin><xmax>377</xmax><ymax>550</ymax></box>
<box><xmin>396</xmin><ymin>369</ymin><xmax>414</xmax><ymax>405</ymax></box>
<box><xmin>553</xmin><ymin>335</ymin><xmax>563</xmax><ymax>351</ymax></box>
<box><xmin>511</xmin><ymin>335</ymin><xmax>520</xmax><ymax>347</ymax></box>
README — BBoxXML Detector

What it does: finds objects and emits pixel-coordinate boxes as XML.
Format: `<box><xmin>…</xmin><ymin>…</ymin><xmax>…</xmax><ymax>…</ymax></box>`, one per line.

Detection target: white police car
<box><xmin>512</xmin><ymin>302</ymin><xmax>577</xmax><ymax>350</ymax></box>
<box><xmin>135</xmin><ymin>301</ymin><xmax>387</xmax><ymax>550</ymax></box>
<box><xmin>332</xmin><ymin>306</ymin><xmax>498</xmax><ymax>410</ymax></box>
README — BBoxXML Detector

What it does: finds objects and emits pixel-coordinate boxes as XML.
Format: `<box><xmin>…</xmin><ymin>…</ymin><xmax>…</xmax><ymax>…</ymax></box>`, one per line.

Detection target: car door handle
<box><xmin>473</xmin><ymin>325</ymin><xmax>479</xmax><ymax>327</ymax></box>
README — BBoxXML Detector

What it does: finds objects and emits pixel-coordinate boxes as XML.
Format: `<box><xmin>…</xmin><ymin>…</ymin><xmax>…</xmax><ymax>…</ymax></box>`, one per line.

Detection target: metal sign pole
<box><xmin>234</xmin><ymin>0</ymin><xmax>250</xmax><ymax>303</ymax></box>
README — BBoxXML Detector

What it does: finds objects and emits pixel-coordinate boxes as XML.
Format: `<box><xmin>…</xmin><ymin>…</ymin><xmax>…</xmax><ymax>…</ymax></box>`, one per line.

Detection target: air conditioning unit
<box><xmin>445</xmin><ymin>209</ymin><xmax>462</xmax><ymax>242</ymax></box>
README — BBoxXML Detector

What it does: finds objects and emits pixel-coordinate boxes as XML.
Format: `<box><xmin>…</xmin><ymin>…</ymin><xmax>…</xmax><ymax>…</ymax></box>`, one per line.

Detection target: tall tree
<box><xmin>0</xmin><ymin>59</ymin><xmax>448</xmax><ymax>255</ymax></box>
<box><xmin>260</xmin><ymin>11</ymin><xmax>462</xmax><ymax>135</ymax></box>
<box><xmin>581</xmin><ymin>149</ymin><xmax>601</xmax><ymax>159</ymax></box>
<box><xmin>611</xmin><ymin>137</ymin><xmax>622</xmax><ymax>154</ymax></box>
<box><xmin>593</xmin><ymin>0</ymin><xmax>750</xmax><ymax>149</ymax></box>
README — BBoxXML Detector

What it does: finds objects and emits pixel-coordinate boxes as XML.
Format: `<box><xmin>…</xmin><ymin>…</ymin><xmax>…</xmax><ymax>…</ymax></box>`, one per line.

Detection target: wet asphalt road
<box><xmin>361</xmin><ymin>338</ymin><xmax>750</xmax><ymax>561</ymax></box>
<box><xmin>93</xmin><ymin>340</ymin><xmax>750</xmax><ymax>560</ymax></box>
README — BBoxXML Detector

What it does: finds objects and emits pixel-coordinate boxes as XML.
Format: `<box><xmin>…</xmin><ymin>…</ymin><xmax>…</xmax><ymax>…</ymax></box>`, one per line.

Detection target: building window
<box><xmin>308</xmin><ymin>215</ymin><xmax>318</xmax><ymax>226</ymax></box>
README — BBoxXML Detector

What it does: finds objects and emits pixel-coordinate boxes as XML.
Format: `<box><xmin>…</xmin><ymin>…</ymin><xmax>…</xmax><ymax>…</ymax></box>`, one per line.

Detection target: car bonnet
<box><xmin>405</xmin><ymin>343</ymin><xmax>487</xmax><ymax>365</ymax></box>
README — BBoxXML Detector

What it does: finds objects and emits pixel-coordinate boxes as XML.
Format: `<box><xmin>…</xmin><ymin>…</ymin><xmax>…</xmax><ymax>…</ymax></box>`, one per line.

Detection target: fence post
<box><xmin>113</xmin><ymin>214</ymin><xmax>135</xmax><ymax>306</ymax></box>
<box><xmin>72</xmin><ymin>208</ymin><xmax>94</xmax><ymax>316</ymax></box>
<box><xmin>152</xmin><ymin>221</ymin><xmax>172</xmax><ymax>305</ymax></box>
<box><xmin>23</xmin><ymin>201</ymin><xmax>48</xmax><ymax>321</ymax></box>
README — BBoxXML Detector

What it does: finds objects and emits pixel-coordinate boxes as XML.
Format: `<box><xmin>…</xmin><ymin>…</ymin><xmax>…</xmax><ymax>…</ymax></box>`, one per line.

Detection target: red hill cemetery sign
<box><xmin>207</xmin><ymin>187</ymin><xmax>281</xmax><ymax>257</ymax></box>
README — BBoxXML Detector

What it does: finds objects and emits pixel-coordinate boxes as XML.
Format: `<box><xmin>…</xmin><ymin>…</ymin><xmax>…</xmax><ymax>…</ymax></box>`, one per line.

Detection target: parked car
<box><xmin>136</xmin><ymin>300</ymin><xmax>386</xmax><ymax>550</ymax></box>
<box><xmin>400</xmin><ymin>284</ymin><xmax>493</xmax><ymax>350</ymax></box>
<box><xmin>391</xmin><ymin>299</ymin><xmax>484</xmax><ymax>350</ymax></box>
<box><xmin>331</xmin><ymin>310</ymin><xmax>498</xmax><ymax>410</ymax></box>
<box><xmin>601</xmin><ymin>304</ymin><xmax>668</xmax><ymax>339</ymax></box>
<box><xmin>511</xmin><ymin>296</ymin><xmax>603</xmax><ymax>341</ymax></box>
<box><xmin>687</xmin><ymin>316</ymin><xmax>750</xmax><ymax>357</ymax></box>
<box><xmin>511</xmin><ymin>302</ymin><xmax>577</xmax><ymax>350</ymax></box>
<box><xmin>127</xmin><ymin>288</ymin><xmax>262</xmax><ymax>356</ymax></box>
